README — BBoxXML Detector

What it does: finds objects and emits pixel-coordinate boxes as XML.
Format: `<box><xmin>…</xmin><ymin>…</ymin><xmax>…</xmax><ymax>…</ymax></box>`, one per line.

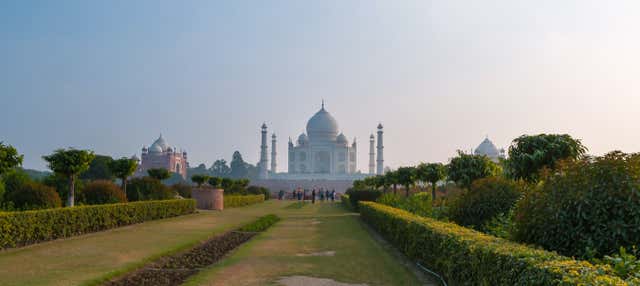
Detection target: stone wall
<box><xmin>191</xmin><ymin>188</ymin><xmax>224</xmax><ymax>210</ymax></box>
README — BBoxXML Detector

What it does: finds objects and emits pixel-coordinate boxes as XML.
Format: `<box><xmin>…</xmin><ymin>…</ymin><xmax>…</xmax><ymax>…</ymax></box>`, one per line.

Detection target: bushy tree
<box><xmin>5</xmin><ymin>181</ymin><xmax>62</xmax><ymax>210</ymax></box>
<box><xmin>506</xmin><ymin>134</ymin><xmax>587</xmax><ymax>182</ymax></box>
<box><xmin>208</xmin><ymin>176</ymin><xmax>222</xmax><ymax>188</ymax></box>
<box><xmin>171</xmin><ymin>183</ymin><xmax>192</xmax><ymax>198</ymax></box>
<box><xmin>448</xmin><ymin>177</ymin><xmax>522</xmax><ymax>231</ymax></box>
<box><xmin>416</xmin><ymin>162</ymin><xmax>447</xmax><ymax>200</ymax></box>
<box><xmin>80</xmin><ymin>155</ymin><xmax>114</xmax><ymax>181</ymax></box>
<box><xmin>126</xmin><ymin>177</ymin><xmax>174</xmax><ymax>201</ymax></box>
<box><xmin>229</xmin><ymin>151</ymin><xmax>248</xmax><ymax>178</ymax></box>
<box><xmin>108</xmin><ymin>157</ymin><xmax>138</xmax><ymax>195</ymax></box>
<box><xmin>42</xmin><ymin>148</ymin><xmax>95</xmax><ymax>207</ymax></box>
<box><xmin>147</xmin><ymin>168</ymin><xmax>171</xmax><ymax>181</ymax></box>
<box><xmin>0</xmin><ymin>142</ymin><xmax>23</xmax><ymax>176</ymax></box>
<box><xmin>396</xmin><ymin>166</ymin><xmax>416</xmax><ymax>197</ymax></box>
<box><xmin>210</xmin><ymin>159</ymin><xmax>231</xmax><ymax>177</ymax></box>
<box><xmin>83</xmin><ymin>180</ymin><xmax>127</xmax><ymax>205</ymax></box>
<box><xmin>513</xmin><ymin>151</ymin><xmax>640</xmax><ymax>258</ymax></box>
<box><xmin>447</xmin><ymin>151</ymin><xmax>500</xmax><ymax>189</ymax></box>
<box><xmin>384</xmin><ymin>170</ymin><xmax>400</xmax><ymax>194</ymax></box>
<box><xmin>191</xmin><ymin>174</ymin><xmax>209</xmax><ymax>187</ymax></box>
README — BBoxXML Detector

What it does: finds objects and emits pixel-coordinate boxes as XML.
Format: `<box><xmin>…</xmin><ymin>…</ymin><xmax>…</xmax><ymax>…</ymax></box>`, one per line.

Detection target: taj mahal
<box><xmin>255</xmin><ymin>102</ymin><xmax>383</xmax><ymax>186</ymax></box>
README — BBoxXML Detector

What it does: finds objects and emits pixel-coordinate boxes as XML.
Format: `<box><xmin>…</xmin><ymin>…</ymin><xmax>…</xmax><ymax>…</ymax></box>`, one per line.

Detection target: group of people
<box><xmin>279</xmin><ymin>188</ymin><xmax>336</xmax><ymax>203</ymax></box>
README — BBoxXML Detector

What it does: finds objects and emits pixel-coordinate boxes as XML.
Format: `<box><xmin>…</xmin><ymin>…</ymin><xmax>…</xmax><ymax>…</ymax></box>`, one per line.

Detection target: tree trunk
<box><xmin>405</xmin><ymin>185</ymin><xmax>410</xmax><ymax>197</ymax></box>
<box><xmin>431</xmin><ymin>183</ymin><xmax>437</xmax><ymax>201</ymax></box>
<box><xmin>122</xmin><ymin>177</ymin><xmax>128</xmax><ymax>198</ymax></box>
<box><xmin>393</xmin><ymin>184</ymin><xmax>397</xmax><ymax>194</ymax></box>
<box><xmin>68</xmin><ymin>176</ymin><xmax>75</xmax><ymax>207</ymax></box>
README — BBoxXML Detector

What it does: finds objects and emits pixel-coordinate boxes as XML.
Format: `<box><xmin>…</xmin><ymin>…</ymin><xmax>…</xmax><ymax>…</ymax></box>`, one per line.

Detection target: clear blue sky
<box><xmin>2</xmin><ymin>1</ymin><xmax>639</xmax><ymax>171</ymax></box>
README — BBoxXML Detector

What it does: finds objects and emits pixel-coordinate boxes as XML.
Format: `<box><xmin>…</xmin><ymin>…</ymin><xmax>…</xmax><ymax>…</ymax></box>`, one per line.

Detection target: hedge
<box><xmin>341</xmin><ymin>194</ymin><xmax>353</xmax><ymax>210</ymax></box>
<box><xmin>224</xmin><ymin>195</ymin><xmax>264</xmax><ymax>208</ymax></box>
<box><xmin>359</xmin><ymin>201</ymin><xmax>627</xmax><ymax>286</ymax></box>
<box><xmin>0</xmin><ymin>199</ymin><xmax>195</xmax><ymax>249</ymax></box>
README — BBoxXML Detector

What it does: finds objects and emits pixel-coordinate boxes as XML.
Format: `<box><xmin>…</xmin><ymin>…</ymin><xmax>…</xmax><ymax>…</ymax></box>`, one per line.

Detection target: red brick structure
<box><xmin>192</xmin><ymin>188</ymin><xmax>224</xmax><ymax>210</ymax></box>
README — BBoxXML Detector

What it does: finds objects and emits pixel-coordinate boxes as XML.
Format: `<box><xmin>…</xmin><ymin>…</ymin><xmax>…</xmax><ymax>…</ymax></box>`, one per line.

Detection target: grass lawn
<box><xmin>183</xmin><ymin>201</ymin><xmax>434</xmax><ymax>286</ymax></box>
<box><xmin>0</xmin><ymin>200</ymin><xmax>284</xmax><ymax>286</ymax></box>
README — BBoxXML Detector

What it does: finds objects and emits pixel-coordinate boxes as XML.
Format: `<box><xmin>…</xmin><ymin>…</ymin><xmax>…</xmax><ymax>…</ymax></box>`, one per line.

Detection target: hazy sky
<box><xmin>2</xmin><ymin>1</ymin><xmax>639</xmax><ymax>171</ymax></box>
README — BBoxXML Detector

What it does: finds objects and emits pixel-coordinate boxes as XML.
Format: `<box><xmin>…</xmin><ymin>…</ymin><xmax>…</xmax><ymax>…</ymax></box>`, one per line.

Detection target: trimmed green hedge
<box><xmin>341</xmin><ymin>194</ymin><xmax>353</xmax><ymax>210</ymax></box>
<box><xmin>0</xmin><ymin>199</ymin><xmax>195</xmax><ymax>249</ymax></box>
<box><xmin>238</xmin><ymin>214</ymin><xmax>280</xmax><ymax>232</ymax></box>
<box><xmin>224</xmin><ymin>195</ymin><xmax>264</xmax><ymax>208</ymax></box>
<box><xmin>359</xmin><ymin>201</ymin><xmax>627</xmax><ymax>286</ymax></box>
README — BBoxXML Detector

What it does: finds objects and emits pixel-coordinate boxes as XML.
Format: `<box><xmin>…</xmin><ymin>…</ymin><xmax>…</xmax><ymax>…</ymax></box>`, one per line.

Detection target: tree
<box><xmin>108</xmin><ymin>157</ymin><xmax>138</xmax><ymax>196</ymax></box>
<box><xmin>416</xmin><ymin>163</ymin><xmax>447</xmax><ymax>200</ymax></box>
<box><xmin>80</xmin><ymin>155</ymin><xmax>114</xmax><ymax>181</ymax></box>
<box><xmin>447</xmin><ymin>151</ymin><xmax>500</xmax><ymax>189</ymax></box>
<box><xmin>191</xmin><ymin>174</ymin><xmax>209</xmax><ymax>187</ymax></box>
<box><xmin>506</xmin><ymin>134</ymin><xmax>587</xmax><ymax>182</ymax></box>
<box><xmin>0</xmin><ymin>142</ymin><xmax>23</xmax><ymax>176</ymax></box>
<box><xmin>208</xmin><ymin>176</ymin><xmax>222</xmax><ymax>188</ymax></box>
<box><xmin>396</xmin><ymin>166</ymin><xmax>416</xmax><ymax>197</ymax></box>
<box><xmin>229</xmin><ymin>151</ymin><xmax>248</xmax><ymax>178</ymax></box>
<box><xmin>385</xmin><ymin>170</ymin><xmax>400</xmax><ymax>194</ymax></box>
<box><xmin>210</xmin><ymin>159</ymin><xmax>231</xmax><ymax>177</ymax></box>
<box><xmin>42</xmin><ymin>148</ymin><xmax>95</xmax><ymax>207</ymax></box>
<box><xmin>147</xmin><ymin>168</ymin><xmax>171</xmax><ymax>181</ymax></box>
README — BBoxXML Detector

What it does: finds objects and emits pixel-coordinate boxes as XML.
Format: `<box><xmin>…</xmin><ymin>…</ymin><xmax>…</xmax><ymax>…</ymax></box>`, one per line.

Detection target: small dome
<box><xmin>150</xmin><ymin>134</ymin><xmax>169</xmax><ymax>153</ymax></box>
<box><xmin>475</xmin><ymin>137</ymin><xmax>500</xmax><ymax>158</ymax></box>
<box><xmin>149</xmin><ymin>144</ymin><xmax>163</xmax><ymax>153</ymax></box>
<box><xmin>306</xmin><ymin>104</ymin><xmax>339</xmax><ymax>143</ymax></box>
<box><xmin>297</xmin><ymin>133</ymin><xmax>309</xmax><ymax>145</ymax></box>
<box><xmin>336</xmin><ymin>133</ymin><xmax>348</xmax><ymax>145</ymax></box>
<box><xmin>167</xmin><ymin>147</ymin><xmax>173</xmax><ymax>152</ymax></box>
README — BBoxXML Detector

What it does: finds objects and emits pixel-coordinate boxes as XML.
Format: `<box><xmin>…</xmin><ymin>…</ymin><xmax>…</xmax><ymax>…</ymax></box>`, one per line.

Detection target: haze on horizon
<box><xmin>1</xmin><ymin>1</ymin><xmax>639</xmax><ymax>172</ymax></box>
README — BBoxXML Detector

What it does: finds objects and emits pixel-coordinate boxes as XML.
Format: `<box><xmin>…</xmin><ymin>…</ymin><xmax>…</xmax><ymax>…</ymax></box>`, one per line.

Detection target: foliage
<box><xmin>376</xmin><ymin>192</ymin><xmax>432</xmax><ymax>217</ymax></box>
<box><xmin>171</xmin><ymin>183</ymin><xmax>192</xmax><ymax>198</ymax></box>
<box><xmin>20</xmin><ymin>168</ymin><xmax>51</xmax><ymax>181</ymax></box>
<box><xmin>601</xmin><ymin>247</ymin><xmax>640</xmax><ymax>283</ymax></box>
<box><xmin>208</xmin><ymin>176</ymin><xmax>222</xmax><ymax>188</ymax></box>
<box><xmin>4</xmin><ymin>181</ymin><xmax>62</xmax><ymax>210</ymax></box>
<box><xmin>447</xmin><ymin>150</ymin><xmax>500</xmax><ymax>189</ymax></box>
<box><xmin>1</xmin><ymin>168</ymin><xmax>31</xmax><ymax>198</ymax></box>
<box><xmin>80</xmin><ymin>155</ymin><xmax>114</xmax><ymax>181</ymax></box>
<box><xmin>108</xmin><ymin>157</ymin><xmax>138</xmax><ymax>193</ymax></box>
<box><xmin>42</xmin><ymin>148</ymin><xmax>95</xmax><ymax>207</ymax></box>
<box><xmin>340</xmin><ymin>194</ymin><xmax>352</xmax><ymax>210</ymax></box>
<box><xmin>224</xmin><ymin>195</ymin><xmax>264</xmax><ymax>208</ymax></box>
<box><xmin>448</xmin><ymin>176</ymin><xmax>522</xmax><ymax>231</ymax></box>
<box><xmin>395</xmin><ymin>166</ymin><xmax>416</xmax><ymax>197</ymax></box>
<box><xmin>0</xmin><ymin>142</ymin><xmax>23</xmax><ymax>176</ymax></box>
<box><xmin>229</xmin><ymin>151</ymin><xmax>249</xmax><ymax>178</ymax></box>
<box><xmin>147</xmin><ymin>168</ymin><xmax>171</xmax><ymax>181</ymax></box>
<box><xmin>513</xmin><ymin>151</ymin><xmax>640</xmax><ymax>259</ymax></box>
<box><xmin>126</xmin><ymin>177</ymin><xmax>175</xmax><ymax>201</ymax></box>
<box><xmin>210</xmin><ymin>159</ymin><xmax>231</xmax><ymax>177</ymax></box>
<box><xmin>359</xmin><ymin>201</ymin><xmax>628</xmax><ymax>286</ymax></box>
<box><xmin>41</xmin><ymin>173</ymin><xmax>86</xmax><ymax>204</ymax></box>
<box><xmin>83</xmin><ymin>180</ymin><xmax>127</xmax><ymax>205</ymax></box>
<box><xmin>506</xmin><ymin>134</ymin><xmax>587</xmax><ymax>182</ymax></box>
<box><xmin>191</xmin><ymin>174</ymin><xmax>209</xmax><ymax>187</ymax></box>
<box><xmin>238</xmin><ymin>214</ymin><xmax>280</xmax><ymax>232</ymax></box>
<box><xmin>345</xmin><ymin>188</ymin><xmax>382</xmax><ymax>211</ymax></box>
<box><xmin>415</xmin><ymin>162</ymin><xmax>446</xmax><ymax>200</ymax></box>
<box><xmin>247</xmin><ymin>185</ymin><xmax>271</xmax><ymax>200</ymax></box>
<box><xmin>0</xmin><ymin>199</ymin><xmax>195</xmax><ymax>249</ymax></box>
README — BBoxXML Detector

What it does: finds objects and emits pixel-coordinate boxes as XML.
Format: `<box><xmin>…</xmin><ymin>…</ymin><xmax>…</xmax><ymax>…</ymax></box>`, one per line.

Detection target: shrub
<box><xmin>0</xmin><ymin>199</ymin><xmax>195</xmax><ymax>249</ymax></box>
<box><xmin>224</xmin><ymin>195</ymin><xmax>264</xmax><ymax>208</ymax></box>
<box><xmin>448</xmin><ymin>176</ymin><xmax>522</xmax><ymax>231</ymax></box>
<box><xmin>345</xmin><ymin>188</ymin><xmax>382</xmax><ymax>211</ymax></box>
<box><xmin>340</xmin><ymin>194</ymin><xmax>353</xmax><ymax>210</ymax></box>
<box><xmin>83</xmin><ymin>180</ymin><xmax>127</xmax><ymax>205</ymax></box>
<box><xmin>171</xmin><ymin>183</ymin><xmax>192</xmax><ymax>198</ymax></box>
<box><xmin>126</xmin><ymin>177</ymin><xmax>175</xmax><ymax>201</ymax></box>
<box><xmin>376</xmin><ymin>193</ymin><xmax>403</xmax><ymax>208</ymax></box>
<box><xmin>376</xmin><ymin>192</ymin><xmax>432</xmax><ymax>217</ymax></box>
<box><xmin>5</xmin><ymin>182</ymin><xmax>62</xmax><ymax>210</ymax></box>
<box><xmin>359</xmin><ymin>201</ymin><xmax>627</xmax><ymax>285</ymax></box>
<box><xmin>513</xmin><ymin>152</ymin><xmax>640</xmax><ymax>258</ymax></box>
<box><xmin>238</xmin><ymin>214</ymin><xmax>280</xmax><ymax>232</ymax></box>
<box><xmin>247</xmin><ymin>185</ymin><xmax>271</xmax><ymax>200</ymax></box>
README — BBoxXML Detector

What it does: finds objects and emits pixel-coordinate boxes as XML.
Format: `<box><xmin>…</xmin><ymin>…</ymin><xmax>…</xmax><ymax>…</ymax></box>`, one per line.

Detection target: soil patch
<box><xmin>277</xmin><ymin>276</ymin><xmax>368</xmax><ymax>286</ymax></box>
<box><xmin>296</xmin><ymin>250</ymin><xmax>336</xmax><ymax>257</ymax></box>
<box><xmin>105</xmin><ymin>231</ymin><xmax>254</xmax><ymax>286</ymax></box>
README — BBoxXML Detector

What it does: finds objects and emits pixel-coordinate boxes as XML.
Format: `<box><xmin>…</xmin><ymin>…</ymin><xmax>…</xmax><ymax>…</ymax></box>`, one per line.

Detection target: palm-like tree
<box><xmin>416</xmin><ymin>162</ymin><xmax>447</xmax><ymax>200</ymax></box>
<box><xmin>396</xmin><ymin>166</ymin><xmax>416</xmax><ymax>197</ymax></box>
<box><xmin>109</xmin><ymin>157</ymin><xmax>138</xmax><ymax>196</ymax></box>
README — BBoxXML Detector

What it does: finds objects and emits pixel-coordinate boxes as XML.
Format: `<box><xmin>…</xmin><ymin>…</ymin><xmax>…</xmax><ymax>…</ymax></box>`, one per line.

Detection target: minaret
<box><xmin>271</xmin><ymin>133</ymin><xmax>277</xmax><ymax>174</ymax></box>
<box><xmin>259</xmin><ymin>123</ymin><xmax>269</xmax><ymax>179</ymax></box>
<box><xmin>376</xmin><ymin>123</ymin><xmax>384</xmax><ymax>175</ymax></box>
<box><xmin>369</xmin><ymin>134</ymin><xmax>375</xmax><ymax>175</ymax></box>
<box><xmin>288</xmin><ymin>137</ymin><xmax>294</xmax><ymax>174</ymax></box>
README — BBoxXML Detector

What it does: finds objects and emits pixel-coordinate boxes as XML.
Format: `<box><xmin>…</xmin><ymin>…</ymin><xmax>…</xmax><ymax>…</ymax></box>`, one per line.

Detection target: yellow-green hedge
<box><xmin>359</xmin><ymin>201</ymin><xmax>627</xmax><ymax>286</ymax></box>
<box><xmin>224</xmin><ymin>195</ymin><xmax>264</xmax><ymax>208</ymax></box>
<box><xmin>0</xmin><ymin>199</ymin><xmax>195</xmax><ymax>249</ymax></box>
<box><xmin>341</xmin><ymin>194</ymin><xmax>353</xmax><ymax>210</ymax></box>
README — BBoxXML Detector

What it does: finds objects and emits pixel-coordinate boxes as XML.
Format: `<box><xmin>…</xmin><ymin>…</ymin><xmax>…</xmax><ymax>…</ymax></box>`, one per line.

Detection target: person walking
<box><xmin>331</xmin><ymin>190</ymin><xmax>335</xmax><ymax>202</ymax></box>
<box><xmin>312</xmin><ymin>189</ymin><xmax>316</xmax><ymax>204</ymax></box>
<box><xmin>325</xmin><ymin>190</ymin><xmax>330</xmax><ymax>202</ymax></box>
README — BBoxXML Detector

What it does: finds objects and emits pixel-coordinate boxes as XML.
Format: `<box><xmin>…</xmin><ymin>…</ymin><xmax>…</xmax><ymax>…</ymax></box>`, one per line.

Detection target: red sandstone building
<box><xmin>134</xmin><ymin>134</ymin><xmax>188</xmax><ymax>179</ymax></box>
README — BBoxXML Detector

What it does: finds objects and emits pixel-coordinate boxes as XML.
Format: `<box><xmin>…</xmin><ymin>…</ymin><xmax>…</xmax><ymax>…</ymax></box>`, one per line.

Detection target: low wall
<box><xmin>192</xmin><ymin>188</ymin><xmax>224</xmax><ymax>210</ymax></box>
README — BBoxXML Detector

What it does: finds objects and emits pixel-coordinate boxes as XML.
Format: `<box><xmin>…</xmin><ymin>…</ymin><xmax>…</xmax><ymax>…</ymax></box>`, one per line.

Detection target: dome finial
<box><xmin>321</xmin><ymin>99</ymin><xmax>325</xmax><ymax>110</ymax></box>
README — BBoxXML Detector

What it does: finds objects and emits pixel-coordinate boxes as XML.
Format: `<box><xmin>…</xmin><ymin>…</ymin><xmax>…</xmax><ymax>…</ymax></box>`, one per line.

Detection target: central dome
<box><xmin>306</xmin><ymin>105</ymin><xmax>339</xmax><ymax>143</ymax></box>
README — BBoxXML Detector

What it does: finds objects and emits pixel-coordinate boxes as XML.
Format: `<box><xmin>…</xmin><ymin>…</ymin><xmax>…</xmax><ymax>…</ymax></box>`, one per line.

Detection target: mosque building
<box><xmin>256</xmin><ymin>102</ymin><xmax>384</xmax><ymax>182</ymax></box>
<box><xmin>473</xmin><ymin>136</ymin><xmax>506</xmax><ymax>162</ymax></box>
<box><xmin>134</xmin><ymin>134</ymin><xmax>189</xmax><ymax>179</ymax></box>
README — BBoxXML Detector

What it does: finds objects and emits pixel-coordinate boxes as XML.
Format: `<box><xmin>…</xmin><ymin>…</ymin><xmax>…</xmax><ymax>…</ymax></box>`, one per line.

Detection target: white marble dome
<box><xmin>336</xmin><ymin>133</ymin><xmax>348</xmax><ymax>145</ymax></box>
<box><xmin>297</xmin><ymin>133</ymin><xmax>309</xmax><ymax>145</ymax></box>
<box><xmin>306</xmin><ymin>105</ymin><xmax>339</xmax><ymax>143</ymax></box>
<box><xmin>149</xmin><ymin>134</ymin><xmax>169</xmax><ymax>153</ymax></box>
<box><xmin>474</xmin><ymin>137</ymin><xmax>500</xmax><ymax>158</ymax></box>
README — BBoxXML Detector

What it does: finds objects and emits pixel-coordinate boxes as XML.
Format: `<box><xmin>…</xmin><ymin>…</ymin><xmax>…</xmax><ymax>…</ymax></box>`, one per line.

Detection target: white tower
<box><xmin>376</xmin><ymin>123</ymin><xmax>384</xmax><ymax>175</ymax></box>
<box><xmin>271</xmin><ymin>133</ymin><xmax>277</xmax><ymax>174</ymax></box>
<box><xmin>259</xmin><ymin>123</ymin><xmax>269</xmax><ymax>179</ymax></box>
<box><xmin>369</xmin><ymin>134</ymin><xmax>375</xmax><ymax>174</ymax></box>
